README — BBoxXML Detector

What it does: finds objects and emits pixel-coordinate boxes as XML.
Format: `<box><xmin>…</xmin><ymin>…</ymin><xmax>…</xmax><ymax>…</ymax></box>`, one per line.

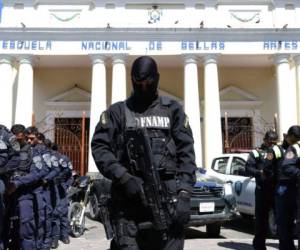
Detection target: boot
<box><xmin>60</xmin><ymin>236</ymin><xmax>70</xmax><ymax>244</ymax></box>
<box><xmin>51</xmin><ymin>238</ymin><xmax>59</xmax><ymax>249</ymax></box>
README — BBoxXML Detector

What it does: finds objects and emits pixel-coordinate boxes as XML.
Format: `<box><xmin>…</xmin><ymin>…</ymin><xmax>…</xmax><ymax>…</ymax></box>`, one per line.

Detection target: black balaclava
<box><xmin>131</xmin><ymin>56</ymin><xmax>159</xmax><ymax>105</ymax></box>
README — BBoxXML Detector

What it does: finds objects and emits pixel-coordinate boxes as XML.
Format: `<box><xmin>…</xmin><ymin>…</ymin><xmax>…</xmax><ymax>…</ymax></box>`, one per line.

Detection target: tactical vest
<box><xmin>281</xmin><ymin>143</ymin><xmax>300</xmax><ymax>181</ymax></box>
<box><xmin>0</xmin><ymin>126</ymin><xmax>21</xmax><ymax>174</ymax></box>
<box><xmin>271</xmin><ymin>144</ymin><xmax>287</xmax><ymax>182</ymax></box>
<box><xmin>121</xmin><ymin>97</ymin><xmax>177</xmax><ymax>176</ymax></box>
<box><xmin>251</xmin><ymin>149</ymin><xmax>267</xmax><ymax>170</ymax></box>
<box><xmin>13</xmin><ymin>144</ymin><xmax>32</xmax><ymax>177</ymax></box>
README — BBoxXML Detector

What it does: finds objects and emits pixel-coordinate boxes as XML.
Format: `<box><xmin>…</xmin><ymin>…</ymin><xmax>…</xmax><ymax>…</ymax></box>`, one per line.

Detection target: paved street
<box><xmin>58</xmin><ymin>215</ymin><xmax>285</xmax><ymax>250</ymax></box>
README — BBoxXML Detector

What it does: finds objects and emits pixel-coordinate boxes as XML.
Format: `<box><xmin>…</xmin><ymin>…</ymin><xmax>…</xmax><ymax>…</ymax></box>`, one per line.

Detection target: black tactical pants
<box><xmin>110</xmin><ymin>218</ymin><xmax>184</xmax><ymax>250</ymax></box>
<box><xmin>296</xmin><ymin>185</ymin><xmax>300</xmax><ymax>250</ymax></box>
<box><xmin>252</xmin><ymin>185</ymin><xmax>274</xmax><ymax>250</ymax></box>
<box><xmin>275</xmin><ymin>183</ymin><xmax>296</xmax><ymax>250</ymax></box>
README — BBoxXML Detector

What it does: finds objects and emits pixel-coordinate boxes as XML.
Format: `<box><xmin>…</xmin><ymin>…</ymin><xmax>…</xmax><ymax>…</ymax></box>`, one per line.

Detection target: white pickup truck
<box><xmin>205</xmin><ymin>153</ymin><xmax>277</xmax><ymax>236</ymax></box>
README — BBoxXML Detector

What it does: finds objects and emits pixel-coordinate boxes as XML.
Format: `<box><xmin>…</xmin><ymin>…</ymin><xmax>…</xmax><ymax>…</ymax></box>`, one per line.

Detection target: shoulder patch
<box><xmin>184</xmin><ymin>115</ymin><xmax>189</xmax><ymax>129</ymax></box>
<box><xmin>51</xmin><ymin>155</ymin><xmax>59</xmax><ymax>167</ymax></box>
<box><xmin>33</xmin><ymin>155</ymin><xmax>42</xmax><ymax>163</ymax></box>
<box><xmin>9</xmin><ymin>136</ymin><xmax>20</xmax><ymax>151</ymax></box>
<box><xmin>33</xmin><ymin>156</ymin><xmax>43</xmax><ymax>170</ymax></box>
<box><xmin>286</xmin><ymin>151</ymin><xmax>295</xmax><ymax>159</ymax></box>
<box><xmin>266</xmin><ymin>152</ymin><xmax>274</xmax><ymax>160</ymax></box>
<box><xmin>42</xmin><ymin>153</ymin><xmax>52</xmax><ymax>168</ymax></box>
<box><xmin>68</xmin><ymin>162</ymin><xmax>73</xmax><ymax>170</ymax></box>
<box><xmin>59</xmin><ymin>158</ymin><xmax>68</xmax><ymax>168</ymax></box>
<box><xmin>0</xmin><ymin>140</ymin><xmax>7</xmax><ymax>150</ymax></box>
<box><xmin>100</xmin><ymin>112</ymin><xmax>108</xmax><ymax>125</ymax></box>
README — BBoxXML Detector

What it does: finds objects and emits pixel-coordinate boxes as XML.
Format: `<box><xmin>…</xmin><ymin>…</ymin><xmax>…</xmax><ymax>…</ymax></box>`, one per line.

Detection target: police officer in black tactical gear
<box><xmin>246</xmin><ymin>130</ymin><xmax>278</xmax><ymax>250</ymax></box>
<box><xmin>91</xmin><ymin>56</ymin><xmax>197</xmax><ymax>250</ymax></box>
<box><xmin>262</xmin><ymin>127</ymin><xmax>300</xmax><ymax>250</ymax></box>
<box><xmin>280</xmin><ymin>125</ymin><xmax>300</xmax><ymax>250</ymax></box>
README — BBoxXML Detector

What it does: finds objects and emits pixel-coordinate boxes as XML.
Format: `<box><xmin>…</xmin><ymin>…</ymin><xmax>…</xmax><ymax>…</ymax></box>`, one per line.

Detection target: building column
<box><xmin>203</xmin><ymin>54</ymin><xmax>223</xmax><ymax>167</ymax></box>
<box><xmin>294</xmin><ymin>54</ymin><xmax>300</xmax><ymax>124</ymax></box>
<box><xmin>88</xmin><ymin>55</ymin><xmax>107</xmax><ymax>173</ymax></box>
<box><xmin>183</xmin><ymin>55</ymin><xmax>202</xmax><ymax>166</ymax></box>
<box><xmin>274</xmin><ymin>54</ymin><xmax>297</xmax><ymax>139</ymax></box>
<box><xmin>111</xmin><ymin>55</ymin><xmax>127</xmax><ymax>104</ymax></box>
<box><xmin>15</xmin><ymin>55</ymin><xmax>34</xmax><ymax>127</ymax></box>
<box><xmin>0</xmin><ymin>56</ymin><xmax>13</xmax><ymax>128</ymax></box>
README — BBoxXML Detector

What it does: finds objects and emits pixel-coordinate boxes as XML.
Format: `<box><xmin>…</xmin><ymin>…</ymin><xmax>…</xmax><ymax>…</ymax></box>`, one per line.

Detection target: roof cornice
<box><xmin>0</xmin><ymin>27</ymin><xmax>299</xmax><ymax>41</ymax></box>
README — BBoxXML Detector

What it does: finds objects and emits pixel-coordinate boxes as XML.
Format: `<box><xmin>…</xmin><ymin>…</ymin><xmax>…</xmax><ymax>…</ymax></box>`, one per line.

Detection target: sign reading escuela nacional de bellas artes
<box><xmin>0</xmin><ymin>40</ymin><xmax>299</xmax><ymax>55</ymax></box>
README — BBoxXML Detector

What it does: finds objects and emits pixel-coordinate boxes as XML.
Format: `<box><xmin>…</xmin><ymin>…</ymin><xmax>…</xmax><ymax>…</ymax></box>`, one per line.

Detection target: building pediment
<box><xmin>220</xmin><ymin>85</ymin><xmax>262</xmax><ymax>107</ymax></box>
<box><xmin>45</xmin><ymin>85</ymin><xmax>91</xmax><ymax>107</ymax></box>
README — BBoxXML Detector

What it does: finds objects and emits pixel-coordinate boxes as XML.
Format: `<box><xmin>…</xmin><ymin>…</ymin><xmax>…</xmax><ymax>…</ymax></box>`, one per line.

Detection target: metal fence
<box><xmin>54</xmin><ymin>117</ymin><xmax>89</xmax><ymax>175</ymax></box>
<box><xmin>222</xmin><ymin>114</ymin><xmax>277</xmax><ymax>153</ymax></box>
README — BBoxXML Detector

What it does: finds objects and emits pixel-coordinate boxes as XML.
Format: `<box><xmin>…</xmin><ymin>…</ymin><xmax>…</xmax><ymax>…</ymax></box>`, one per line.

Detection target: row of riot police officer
<box><xmin>0</xmin><ymin>124</ymin><xmax>73</xmax><ymax>250</ymax></box>
<box><xmin>247</xmin><ymin>125</ymin><xmax>300</xmax><ymax>250</ymax></box>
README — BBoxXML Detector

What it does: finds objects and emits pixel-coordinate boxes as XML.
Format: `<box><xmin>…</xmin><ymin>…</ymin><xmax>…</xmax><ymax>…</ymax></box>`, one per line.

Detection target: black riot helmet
<box><xmin>262</xmin><ymin>130</ymin><xmax>278</xmax><ymax>147</ymax></box>
<box><xmin>131</xmin><ymin>56</ymin><xmax>160</xmax><ymax>104</ymax></box>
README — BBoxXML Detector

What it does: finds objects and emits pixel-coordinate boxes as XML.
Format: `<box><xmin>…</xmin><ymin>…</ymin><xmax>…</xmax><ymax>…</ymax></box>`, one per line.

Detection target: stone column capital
<box><xmin>182</xmin><ymin>54</ymin><xmax>198</xmax><ymax>65</ymax></box>
<box><xmin>17</xmin><ymin>54</ymin><xmax>34</xmax><ymax>65</ymax></box>
<box><xmin>293</xmin><ymin>54</ymin><xmax>300</xmax><ymax>65</ymax></box>
<box><xmin>201</xmin><ymin>54</ymin><xmax>219</xmax><ymax>65</ymax></box>
<box><xmin>0</xmin><ymin>55</ymin><xmax>13</xmax><ymax>65</ymax></box>
<box><xmin>273</xmin><ymin>54</ymin><xmax>290</xmax><ymax>65</ymax></box>
<box><xmin>111</xmin><ymin>54</ymin><xmax>127</xmax><ymax>65</ymax></box>
<box><xmin>89</xmin><ymin>54</ymin><xmax>107</xmax><ymax>65</ymax></box>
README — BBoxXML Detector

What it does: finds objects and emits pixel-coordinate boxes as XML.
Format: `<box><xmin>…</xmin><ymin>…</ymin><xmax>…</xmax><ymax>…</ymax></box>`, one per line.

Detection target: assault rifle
<box><xmin>126</xmin><ymin>128</ymin><xmax>172</xmax><ymax>241</ymax></box>
<box><xmin>97</xmin><ymin>178</ymin><xmax>114</xmax><ymax>240</ymax></box>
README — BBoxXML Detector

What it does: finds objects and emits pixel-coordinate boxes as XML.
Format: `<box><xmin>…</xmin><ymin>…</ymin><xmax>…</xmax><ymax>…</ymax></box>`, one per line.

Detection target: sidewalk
<box><xmin>58</xmin><ymin>217</ymin><xmax>284</xmax><ymax>250</ymax></box>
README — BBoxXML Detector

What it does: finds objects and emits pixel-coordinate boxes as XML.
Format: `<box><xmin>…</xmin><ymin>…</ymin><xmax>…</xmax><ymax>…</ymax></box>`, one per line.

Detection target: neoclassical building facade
<box><xmin>1</xmin><ymin>0</ymin><xmax>300</xmax><ymax>172</ymax></box>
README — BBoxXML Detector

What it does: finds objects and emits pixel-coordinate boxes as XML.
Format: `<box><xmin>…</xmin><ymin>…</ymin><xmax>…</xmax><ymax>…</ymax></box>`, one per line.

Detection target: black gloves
<box><xmin>119</xmin><ymin>173</ymin><xmax>145</xmax><ymax>201</ymax></box>
<box><xmin>6</xmin><ymin>182</ymin><xmax>17</xmax><ymax>196</ymax></box>
<box><xmin>175</xmin><ymin>190</ymin><xmax>191</xmax><ymax>225</ymax></box>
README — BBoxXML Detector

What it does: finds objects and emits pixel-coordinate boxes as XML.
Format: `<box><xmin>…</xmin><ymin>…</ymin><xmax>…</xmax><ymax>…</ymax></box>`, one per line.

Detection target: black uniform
<box><xmin>264</xmin><ymin>144</ymin><xmax>293</xmax><ymax>250</ymax></box>
<box><xmin>245</xmin><ymin>146</ymin><xmax>274</xmax><ymax>250</ymax></box>
<box><xmin>281</xmin><ymin>143</ymin><xmax>300</xmax><ymax>250</ymax></box>
<box><xmin>91</xmin><ymin>95</ymin><xmax>196</xmax><ymax>250</ymax></box>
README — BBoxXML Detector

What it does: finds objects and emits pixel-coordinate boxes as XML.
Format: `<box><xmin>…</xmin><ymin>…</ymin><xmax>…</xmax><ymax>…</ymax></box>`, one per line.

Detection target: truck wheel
<box><xmin>206</xmin><ymin>223</ymin><xmax>221</xmax><ymax>238</ymax></box>
<box><xmin>268</xmin><ymin>209</ymin><xmax>277</xmax><ymax>238</ymax></box>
